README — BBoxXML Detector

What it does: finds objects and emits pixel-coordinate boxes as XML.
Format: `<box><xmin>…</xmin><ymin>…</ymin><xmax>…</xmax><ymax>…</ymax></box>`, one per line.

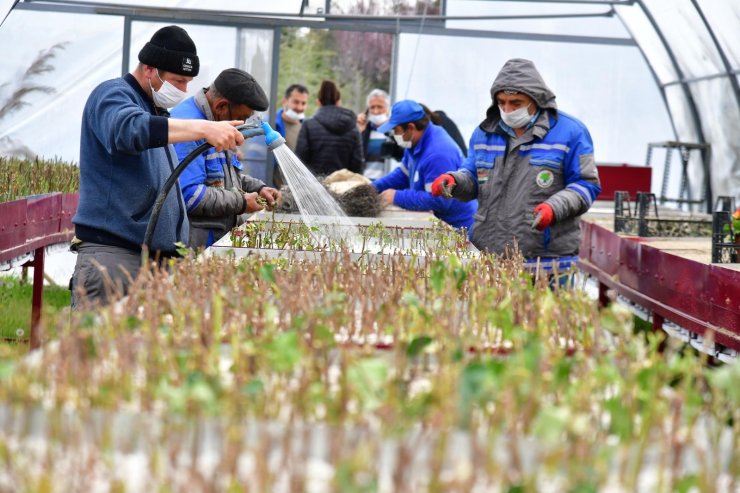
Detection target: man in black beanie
<box><xmin>171</xmin><ymin>68</ymin><xmax>281</xmax><ymax>248</ymax></box>
<box><xmin>71</xmin><ymin>25</ymin><xmax>248</xmax><ymax>308</ymax></box>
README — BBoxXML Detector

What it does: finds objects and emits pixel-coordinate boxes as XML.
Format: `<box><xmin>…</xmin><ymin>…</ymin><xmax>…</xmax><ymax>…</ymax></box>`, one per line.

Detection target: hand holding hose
<box><xmin>203</xmin><ymin>120</ymin><xmax>245</xmax><ymax>152</ymax></box>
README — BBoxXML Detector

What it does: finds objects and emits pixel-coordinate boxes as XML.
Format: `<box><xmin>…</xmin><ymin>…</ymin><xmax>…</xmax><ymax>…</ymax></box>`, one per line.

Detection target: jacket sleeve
<box><xmin>373</xmin><ymin>164</ymin><xmax>409</xmax><ymax>192</ymax></box>
<box><xmin>394</xmin><ymin>151</ymin><xmax>465</xmax><ymax>214</ymax></box>
<box><xmin>176</xmin><ymin>143</ymin><xmax>246</xmax><ymax>217</ymax></box>
<box><xmin>546</xmin><ymin>125</ymin><xmax>601</xmax><ymax>220</ymax></box>
<box><xmin>241</xmin><ymin>174</ymin><xmax>266</xmax><ymax>193</ymax></box>
<box><xmin>89</xmin><ymin>86</ymin><xmax>168</xmax><ymax>154</ymax></box>
<box><xmin>175</xmin><ymin>139</ymin><xmax>208</xmax><ymax>212</ymax></box>
<box><xmin>234</xmin><ymin>154</ymin><xmax>266</xmax><ymax>193</ymax></box>
<box><xmin>188</xmin><ymin>187</ymin><xmax>245</xmax><ymax>218</ymax></box>
<box><xmin>447</xmin><ymin>131</ymin><xmax>480</xmax><ymax>201</ymax></box>
<box><xmin>348</xmin><ymin>129</ymin><xmax>364</xmax><ymax>174</ymax></box>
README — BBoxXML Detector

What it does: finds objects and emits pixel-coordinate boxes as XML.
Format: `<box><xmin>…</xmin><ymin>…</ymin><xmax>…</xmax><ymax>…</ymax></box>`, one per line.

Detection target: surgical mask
<box><xmin>150</xmin><ymin>71</ymin><xmax>187</xmax><ymax>109</ymax></box>
<box><xmin>499</xmin><ymin>104</ymin><xmax>533</xmax><ymax>129</ymax></box>
<box><xmin>393</xmin><ymin>133</ymin><xmax>412</xmax><ymax>149</ymax></box>
<box><xmin>284</xmin><ymin>108</ymin><xmax>305</xmax><ymax>121</ymax></box>
<box><xmin>368</xmin><ymin>113</ymin><xmax>387</xmax><ymax>127</ymax></box>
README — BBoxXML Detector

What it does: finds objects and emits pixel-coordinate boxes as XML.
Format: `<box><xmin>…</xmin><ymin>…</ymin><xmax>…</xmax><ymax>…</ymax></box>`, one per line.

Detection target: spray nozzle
<box><xmin>261</xmin><ymin>121</ymin><xmax>286</xmax><ymax>151</ymax></box>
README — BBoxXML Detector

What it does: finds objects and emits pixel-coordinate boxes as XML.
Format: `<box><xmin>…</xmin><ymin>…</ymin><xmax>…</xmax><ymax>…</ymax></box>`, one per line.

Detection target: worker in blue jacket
<box><xmin>372</xmin><ymin>100</ymin><xmax>477</xmax><ymax>230</ymax></box>
<box><xmin>71</xmin><ymin>25</ymin><xmax>245</xmax><ymax>308</ymax></box>
<box><xmin>432</xmin><ymin>58</ymin><xmax>601</xmax><ymax>272</ymax></box>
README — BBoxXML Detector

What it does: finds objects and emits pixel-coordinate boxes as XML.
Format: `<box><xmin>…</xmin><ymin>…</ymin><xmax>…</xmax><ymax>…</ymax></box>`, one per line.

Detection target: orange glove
<box><xmin>431</xmin><ymin>174</ymin><xmax>456</xmax><ymax>197</ymax></box>
<box><xmin>532</xmin><ymin>203</ymin><xmax>554</xmax><ymax>230</ymax></box>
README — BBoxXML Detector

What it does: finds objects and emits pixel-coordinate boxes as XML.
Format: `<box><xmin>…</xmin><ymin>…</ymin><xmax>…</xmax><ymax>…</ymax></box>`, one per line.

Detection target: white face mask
<box><xmin>284</xmin><ymin>108</ymin><xmax>305</xmax><ymax>121</ymax></box>
<box><xmin>150</xmin><ymin>71</ymin><xmax>187</xmax><ymax>109</ymax></box>
<box><xmin>499</xmin><ymin>104</ymin><xmax>533</xmax><ymax>129</ymax></box>
<box><xmin>368</xmin><ymin>113</ymin><xmax>387</xmax><ymax>127</ymax></box>
<box><xmin>393</xmin><ymin>132</ymin><xmax>412</xmax><ymax>149</ymax></box>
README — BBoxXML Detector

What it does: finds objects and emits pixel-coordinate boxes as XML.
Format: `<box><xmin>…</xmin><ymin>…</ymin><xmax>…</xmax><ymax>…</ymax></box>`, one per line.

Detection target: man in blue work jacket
<box><xmin>431</xmin><ymin>58</ymin><xmax>601</xmax><ymax>273</ymax></box>
<box><xmin>372</xmin><ymin>99</ymin><xmax>477</xmax><ymax>231</ymax></box>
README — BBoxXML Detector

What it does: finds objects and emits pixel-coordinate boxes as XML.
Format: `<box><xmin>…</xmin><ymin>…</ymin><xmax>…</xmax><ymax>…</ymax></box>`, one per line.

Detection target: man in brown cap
<box><xmin>71</xmin><ymin>25</ymin><xmax>247</xmax><ymax>308</ymax></box>
<box><xmin>172</xmin><ymin>68</ymin><xmax>281</xmax><ymax>248</ymax></box>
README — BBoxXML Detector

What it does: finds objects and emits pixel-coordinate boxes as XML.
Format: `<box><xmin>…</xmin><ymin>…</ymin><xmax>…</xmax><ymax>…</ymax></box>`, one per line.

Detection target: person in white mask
<box><xmin>71</xmin><ymin>25</ymin><xmax>246</xmax><ymax>308</ymax></box>
<box><xmin>272</xmin><ymin>84</ymin><xmax>308</xmax><ymax>186</ymax></box>
<box><xmin>356</xmin><ymin>89</ymin><xmax>404</xmax><ymax>180</ymax></box>
<box><xmin>275</xmin><ymin>84</ymin><xmax>309</xmax><ymax>151</ymax></box>
<box><xmin>431</xmin><ymin>58</ymin><xmax>601</xmax><ymax>279</ymax></box>
<box><xmin>371</xmin><ymin>99</ymin><xmax>477</xmax><ymax>230</ymax></box>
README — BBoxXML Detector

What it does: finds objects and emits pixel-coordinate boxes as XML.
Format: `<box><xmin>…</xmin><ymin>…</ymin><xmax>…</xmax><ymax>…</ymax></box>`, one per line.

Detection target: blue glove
<box><xmin>261</xmin><ymin>121</ymin><xmax>282</xmax><ymax>146</ymax></box>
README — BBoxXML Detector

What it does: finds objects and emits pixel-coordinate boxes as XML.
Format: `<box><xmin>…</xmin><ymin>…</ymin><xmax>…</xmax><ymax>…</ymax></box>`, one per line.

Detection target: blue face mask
<box><xmin>500</xmin><ymin>104</ymin><xmax>533</xmax><ymax>128</ymax></box>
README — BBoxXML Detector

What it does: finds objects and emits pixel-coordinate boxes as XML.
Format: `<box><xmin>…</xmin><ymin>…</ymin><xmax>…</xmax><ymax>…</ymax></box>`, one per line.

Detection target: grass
<box><xmin>0</xmin><ymin>275</ymin><xmax>70</xmax><ymax>340</ymax></box>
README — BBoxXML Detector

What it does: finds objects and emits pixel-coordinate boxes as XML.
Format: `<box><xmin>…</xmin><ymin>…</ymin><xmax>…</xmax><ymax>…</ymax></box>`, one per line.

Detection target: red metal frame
<box><xmin>2</xmin><ymin>193</ymin><xmax>738</xmax><ymax>352</ymax></box>
<box><xmin>0</xmin><ymin>193</ymin><xmax>79</xmax><ymax>349</ymax></box>
<box><xmin>578</xmin><ymin>221</ymin><xmax>740</xmax><ymax>351</ymax></box>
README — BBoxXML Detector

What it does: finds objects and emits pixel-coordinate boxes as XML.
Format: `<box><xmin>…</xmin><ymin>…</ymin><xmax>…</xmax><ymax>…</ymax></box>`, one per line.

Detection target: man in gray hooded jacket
<box><xmin>432</xmin><ymin>58</ymin><xmax>601</xmax><ymax>267</ymax></box>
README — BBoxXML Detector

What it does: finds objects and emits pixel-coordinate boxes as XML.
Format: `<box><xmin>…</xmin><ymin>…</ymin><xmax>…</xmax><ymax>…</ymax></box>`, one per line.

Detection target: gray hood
<box><xmin>481</xmin><ymin>58</ymin><xmax>557</xmax><ymax>132</ymax></box>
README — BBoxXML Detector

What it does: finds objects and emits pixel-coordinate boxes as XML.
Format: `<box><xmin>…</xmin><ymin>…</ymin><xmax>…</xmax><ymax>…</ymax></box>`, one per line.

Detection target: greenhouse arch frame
<box><xmin>2</xmin><ymin>0</ymin><xmax>739</xmax><ymax>209</ymax></box>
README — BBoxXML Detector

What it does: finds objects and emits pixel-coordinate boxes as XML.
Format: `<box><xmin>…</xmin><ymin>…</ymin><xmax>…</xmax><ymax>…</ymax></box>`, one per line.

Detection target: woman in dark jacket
<box><xmin>295</xmin><ymin>80</ymin><xmax>364</xmax><ymax>176</ymax></box>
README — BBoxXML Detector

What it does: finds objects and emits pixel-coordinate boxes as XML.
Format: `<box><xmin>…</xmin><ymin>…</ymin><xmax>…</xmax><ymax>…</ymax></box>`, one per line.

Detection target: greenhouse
<box><xmin>0</xmin><ymin>1</ymin><xmax>739</xmax><ymax>492</ymax></box>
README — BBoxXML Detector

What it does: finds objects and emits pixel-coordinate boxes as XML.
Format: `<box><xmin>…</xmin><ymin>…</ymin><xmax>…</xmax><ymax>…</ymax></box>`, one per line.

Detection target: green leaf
<box><xmin>264</xmin><ymin>331</ymin><xmax>303</xmax><ymax>373</ymax></box>
<box><xmin>532</xmin><ymin>405</ymin><xmax>569</xmax><ymax>444</ymax></box>
<box><xmin>674</xmin><ymin>474</ymin><xmax>699</xmax><ymax>493</ymax></box>
<box><xmin>406</xmin><ymin>335</ymin><xmax>432</xmax><ymax>358</ymax></box>
<box><xmin>347</xmin><ymin>357</ymin><xmax>388</xmax><ymax>411</ymax></box>
<box><xmin>242</xmin><ymin>379</ymin><xmax>264</xmax><ymax>397</ymax></box>
<box><xmin>260</xmin><ymin>263</ymin><xmax>276</xmax><ymax>283</ymax></box>
<box><xmin>0</xmin><ymin>360</ymin><xmax>15</xmax><ymax>381</ymax></box>
<box><xmin>604</xmin><ymin>398</ymin><xmax>632</xmax><ymax>439</ymax></box>
<box><xmin>430</xmin><ymin>260</ymin><xmax>446</xmax><ymax>294</ymax></box>
<box><xmin>174</xmin><ymin>241</ymin><xmax>189</xmax><ymax>257</ymax></box>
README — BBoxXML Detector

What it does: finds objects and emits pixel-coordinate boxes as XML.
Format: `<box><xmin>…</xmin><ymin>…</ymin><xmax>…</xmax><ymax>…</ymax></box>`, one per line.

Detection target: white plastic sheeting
<box><xmin>616</xmin><ymin>0</ymin><xmax>740</xmax><ymax>204</ymax></box>
<box><xmin>0</xmin><ymin>9</ymin><xmax>274</xmax><ymax>175</ymax></box>
<box><xmin>394</xmin><ymin>32</ymin><xmax>671</xmax><ymax>170</ymax></box>
<box><xmin>0</xmin><ymin>0</ymin><xmax>737</xmax><ymax>204</ymax></box>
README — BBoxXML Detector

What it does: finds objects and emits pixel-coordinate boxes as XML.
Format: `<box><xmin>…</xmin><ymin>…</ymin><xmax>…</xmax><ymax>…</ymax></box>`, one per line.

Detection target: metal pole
<box><xmin>266</xmin><ymin>26</ymin><xmax>281</xmax><ymax>186</ymax></box>
<box><xmin>235</xmin><ymin>26</ymin><xmax>243</xmax><ymax>68</ymax></box>
<box><xmin>634</xmin><ymin>0</ymin><xmax>710</xmax><ymax>212</ymax></box>
<box><xmin>121</xmin><ymin>15</ymin><xmax>131</xmax><ymax>75</ymax></box>
<box><xmin>389</xmin><ymin>29</ymin><xmax>400</xmax><ymax>103</ymax></box>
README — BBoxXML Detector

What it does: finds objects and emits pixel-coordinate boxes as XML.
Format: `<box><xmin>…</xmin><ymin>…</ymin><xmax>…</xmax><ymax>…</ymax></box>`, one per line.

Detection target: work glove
<box><xmin>431</xmin><ymin>173</ymin><xmax>456</xmax><ymax>198</ymax></box>
<box><xmin>532</xmin><ymin>203</ymin><xmax>554</xmax><ymax>231</ymax></box>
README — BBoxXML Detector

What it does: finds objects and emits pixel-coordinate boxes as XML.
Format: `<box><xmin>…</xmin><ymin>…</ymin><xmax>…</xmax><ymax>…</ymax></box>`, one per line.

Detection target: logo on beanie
<box><xmin>536</xmin><ymin>169</ymin><xmax>554</xmax><ymax>188</ymax></box>
<box><xmin>182</xmin><ymin>57</ymin><xmax>193</xmax><ymax>73</ymax></box>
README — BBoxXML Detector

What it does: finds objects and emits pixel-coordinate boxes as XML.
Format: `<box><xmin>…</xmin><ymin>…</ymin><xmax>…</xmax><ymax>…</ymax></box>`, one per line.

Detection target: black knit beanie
<box><xmin>138</xmin><ymin>25</ymin><xmax>200</xmax><ymax>76</ymax></box>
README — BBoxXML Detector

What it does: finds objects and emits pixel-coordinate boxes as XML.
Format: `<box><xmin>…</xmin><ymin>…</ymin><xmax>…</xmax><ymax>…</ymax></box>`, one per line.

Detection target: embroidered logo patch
<box><xmin>477</xmin><ymin>168</ymin><xmax>490</xmax><ymax>184</ymax></box>
<box><xmin>536</xmin><ymin>170</ymin><xmax>554</xmax><ymax>188</ymax></box>
<box><xmin>182</xmin><ymin>57</ymin><xmax>193</xmax><ymax>73</ymax></box>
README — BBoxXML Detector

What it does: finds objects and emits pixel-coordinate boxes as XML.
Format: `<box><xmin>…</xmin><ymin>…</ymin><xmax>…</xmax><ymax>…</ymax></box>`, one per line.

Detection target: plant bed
<box><xmin>2</xmin><ymin>249</ymin><xmax>737</xmax><ymax>492</ymax></box>
<box><xmin>213</xmin><ymin>217</ymin><xmax>478</xmax><ymax>260</ymax></box>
